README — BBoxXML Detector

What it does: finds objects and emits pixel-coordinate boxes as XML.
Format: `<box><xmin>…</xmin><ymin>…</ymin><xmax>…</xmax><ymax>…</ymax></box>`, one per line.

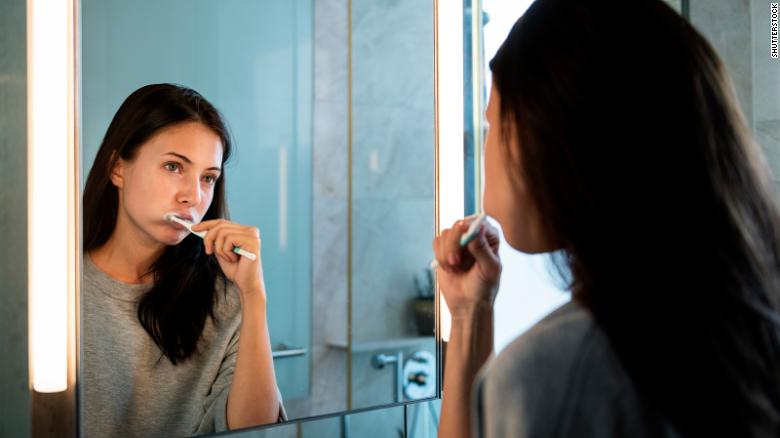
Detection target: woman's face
<box><xmin>110</xmin><ymin>121</ymin><xmax>223</xmax><ymax>246</ymax></box>
<box><xmin>483</xmin><ymin>83</ymin><xmax>551</xmax><ymax>253</ymax></box>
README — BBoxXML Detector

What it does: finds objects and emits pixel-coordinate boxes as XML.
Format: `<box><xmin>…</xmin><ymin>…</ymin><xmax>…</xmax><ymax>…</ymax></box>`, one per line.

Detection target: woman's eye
<box><xmin>203</xmin><ymin>175</ymin><xmax>217</xmax><ymax>184</ymax></box>
<box><xmin>164</xmin><ymin>162</ymin><xmax>179</xmax><ymax>172</ymax></box>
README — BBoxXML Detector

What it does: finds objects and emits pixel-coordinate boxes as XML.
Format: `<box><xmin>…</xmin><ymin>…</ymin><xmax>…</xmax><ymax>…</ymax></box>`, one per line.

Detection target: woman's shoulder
<box><xmin>473</xmin><ymin>300</ymin><xmax>671</xmax><ymax>437</ymax></box>
<box><xmin>478</xmin><ymin>300</ymin><xmax>604</xmax><ymax>407</ymax></box>
<box><xmin>491</xmin><ymin>300</ymin><xmax>597</xmax><ymax>375</ymax></box>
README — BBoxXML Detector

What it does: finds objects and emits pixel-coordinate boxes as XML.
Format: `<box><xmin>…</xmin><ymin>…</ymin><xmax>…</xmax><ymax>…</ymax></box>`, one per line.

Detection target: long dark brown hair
<box><xmin>83</xmin><ymin>83</ymin><xmax>232</xmax><ymax>365</ymax></box>
<box><xmin>490</xmin><ymin>0</ymin><xmax>780</xmax><ymax>436</ymax></box>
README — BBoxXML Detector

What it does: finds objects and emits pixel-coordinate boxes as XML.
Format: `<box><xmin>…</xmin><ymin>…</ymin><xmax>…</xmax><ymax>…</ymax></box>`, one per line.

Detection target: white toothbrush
<box><xmin>430</xmin><ymin>213</ymin><xmax>487</xmax><ymax>270</ymax></box>
<box><xmin>164</xmin><ymin>213</ymin><xmax>258</xmax><ymax>261</ymax></box>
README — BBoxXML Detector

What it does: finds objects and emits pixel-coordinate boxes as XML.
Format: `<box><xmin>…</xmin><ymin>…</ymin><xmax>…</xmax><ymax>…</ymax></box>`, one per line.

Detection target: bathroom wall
<box><xmin>0</xmin><ymin>0</ymin><xmax>30</xmax><ymax>435</ymax></box>
<box><xmin>271</xmin><ymin>0</ymin><xmax>439</xmax><ymax>425</ymax></box>
<box><xmin>282</xmin><ymin>0</ymin><xmax>350</xmax><ymax>420</ymax></box>
<box><xmin>349</xmin><ymin>0</ymin><xmax>437</xmax><ymax>412</ymax></box>
<box><xmin>350</xmin><ymin>0</ymin><xmax>435</xmax><ymax>342</ymax></box>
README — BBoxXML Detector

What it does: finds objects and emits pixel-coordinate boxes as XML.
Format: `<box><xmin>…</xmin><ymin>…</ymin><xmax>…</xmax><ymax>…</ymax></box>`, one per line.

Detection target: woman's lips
<box><xmin>164</xmin><ymin>212</ymin><xmax>195</xmax><ymax>232</ymax></box>
<box><xmin>172</xmin><ymin>213</ymin><xmax>194</xmax><ymax>222</ymax></box>
<box><xmin>168</xmin><ymin>220</ymin><xmax>188</xmax><ymax>231</ymax></box>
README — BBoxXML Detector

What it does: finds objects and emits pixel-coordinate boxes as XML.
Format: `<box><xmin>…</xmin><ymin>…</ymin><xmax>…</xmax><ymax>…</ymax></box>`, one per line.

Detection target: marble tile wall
<box><xmin>349</xmin><ymin>0</ymin><xmax>437</xmax><ymax>415</ymax></box>
<box><xmin>350</xmin><ymin>0</ymin><xmax>435</xmax><ymax>343</ymax></box>
<box><xmin>304</xmin><ymin>0</ymin><xmax>437</xmax><ymax>427</ymax></box>
<box><xmin>288</xmin><ymin>0</ymin><xmax>350</xmax><ymax>422</ymax></box>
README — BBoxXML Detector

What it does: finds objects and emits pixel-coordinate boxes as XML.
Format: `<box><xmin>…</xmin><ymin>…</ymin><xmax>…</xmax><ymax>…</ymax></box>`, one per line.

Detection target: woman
<box><xmin>435</xmin><ymin>0</ymin><xmax>780</xmax><ymax>437</ymax></box>
<box><xmin>82</xmin><ymin>83</ymin><xmax>285</xmax><ymax>437</ymax></box>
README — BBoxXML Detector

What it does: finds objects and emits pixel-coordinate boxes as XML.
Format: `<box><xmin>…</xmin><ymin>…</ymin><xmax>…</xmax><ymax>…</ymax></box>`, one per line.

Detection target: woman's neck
<box><xmin>88</xmin><ymin>214</ymin><xmax>165</xmax><ymax>285</ymax></box>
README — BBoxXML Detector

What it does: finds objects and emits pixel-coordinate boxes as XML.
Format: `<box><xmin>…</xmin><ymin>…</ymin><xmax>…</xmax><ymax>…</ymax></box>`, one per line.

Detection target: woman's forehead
<box><xmin>140</xmin><ymin>122</ymin><xmax>223</xmax><ymax>165</ymax></box>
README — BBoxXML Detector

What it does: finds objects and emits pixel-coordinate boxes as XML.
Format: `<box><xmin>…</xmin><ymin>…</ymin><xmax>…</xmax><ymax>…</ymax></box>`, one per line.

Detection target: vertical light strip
<box><xmin>28</xmin><ymin>0</ymin><xmax>75</xmax><ymax>393</ymax></box>
<box><xmin>436</xmin><ymin>0</ymin><xmax>464</xmax><ymax>342</ymax></box>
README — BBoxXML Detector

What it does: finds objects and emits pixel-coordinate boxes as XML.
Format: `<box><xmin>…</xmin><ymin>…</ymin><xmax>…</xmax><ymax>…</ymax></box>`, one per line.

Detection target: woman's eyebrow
<box><xmin>162</xmin><ymin>152</ymin><xmax>221</xmax><ymax>172</ymax></box>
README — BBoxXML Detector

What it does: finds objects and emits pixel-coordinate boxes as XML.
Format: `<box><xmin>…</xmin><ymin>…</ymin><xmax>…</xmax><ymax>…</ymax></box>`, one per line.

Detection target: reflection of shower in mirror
<box><xmin>371</xmin><ymin>351</ymin><xmax>404</xmax><ymax>403</ymax></box>
<box><xmin>403</xmin><ymin>350</ymin><xmax>436</xmax><ymax>400</ymax></box>
<box><xmin>369</xmin><ymin>350</ymin><xmax>436</xmax><ymax>403</ymax></box>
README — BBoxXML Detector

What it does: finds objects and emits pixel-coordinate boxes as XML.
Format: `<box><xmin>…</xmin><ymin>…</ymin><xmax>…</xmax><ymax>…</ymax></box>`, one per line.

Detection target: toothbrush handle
<box><xmin>232</xmin><ymin>246</ymin><xmax>257</xmax><ymax>261</ymax></box>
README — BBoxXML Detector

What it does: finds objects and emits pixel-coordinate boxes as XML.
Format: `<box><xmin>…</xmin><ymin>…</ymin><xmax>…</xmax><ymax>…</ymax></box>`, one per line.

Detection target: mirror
<box><xmin>78</xmin><ymin>0</ymin><xmax>436</xmax><ymax>435</ymax></box>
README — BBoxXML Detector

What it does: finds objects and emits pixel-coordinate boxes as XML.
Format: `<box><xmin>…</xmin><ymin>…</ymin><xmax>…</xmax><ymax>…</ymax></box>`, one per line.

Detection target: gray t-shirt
<box><xmin>82</xmin><ymin>254</ymin><xmax>285</xmax><ymax>437</ymax></box>
<box><xmin>472</xmin><ymin>300</ymin><xmax>679</xmax><ymax>438</ymax></box>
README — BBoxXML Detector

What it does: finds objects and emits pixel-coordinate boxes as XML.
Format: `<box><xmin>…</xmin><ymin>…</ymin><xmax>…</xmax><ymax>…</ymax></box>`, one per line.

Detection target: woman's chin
<box><xmin>159</xmin><ymin>229</ymin><xmax>189</xmax><ymax>246</ymax></box>
<box><xmin>502</xmin><ymin>228</ymin><xmax>550</xmax><ymax>254</ymax></box>
<box><xmin>506</xmin><ymin>234</ymin><xmax>558</xmax><ymax>254</ymax></box>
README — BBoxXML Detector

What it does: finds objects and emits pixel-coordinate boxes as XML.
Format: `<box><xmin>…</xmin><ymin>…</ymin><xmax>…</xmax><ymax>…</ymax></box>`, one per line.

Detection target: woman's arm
<box><xmin>191</xmin><ymin>219</ymin><xmax>282</xmax><ymax>429</ymax></box>
<box><xmin>226</xmin><ymin>288</ymin><xmax>281</xmax><ymax>429</ymax></box>
<box><xmin>433</xmin><ymin>218</ymin><xmax>502</xmax><ymax>438</ymax></box>
<box><xmin>440</xmin><ymin>303</ymin><xmax>495</xmax><ymax>438</ymax></box>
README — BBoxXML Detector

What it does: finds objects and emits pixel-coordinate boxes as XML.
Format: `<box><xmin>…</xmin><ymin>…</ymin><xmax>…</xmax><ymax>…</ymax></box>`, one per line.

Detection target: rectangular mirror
<box><xmin>78</xmin><ymin>0</ymin><xmax>436</xmax><ymax>435</ymax></box>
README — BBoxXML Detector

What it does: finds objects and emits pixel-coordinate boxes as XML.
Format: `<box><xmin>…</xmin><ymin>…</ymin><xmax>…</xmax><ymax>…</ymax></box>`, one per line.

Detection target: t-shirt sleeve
<box><xmin>471</xmin><ymin>358</ymin><xmax>538</xmax><ymax>438</ymax></box>
<box><xmin>195</xmin><ymin>323</ymin><xmax>289</xmax><ymax>434</ymax></box>
<box><xmin>470</xmin><ymin>305</ymin><xmax>675</xmax><ymax>438</ymax></box>
<box><xmin>470</xmin><ymin>304</ymin><xmax>588</xmax><ymax>438</ymax></box>
<box><xmin>196</xmin><ymin>324</ymin><xmax>241</xmax><ymax>434</ymax></box>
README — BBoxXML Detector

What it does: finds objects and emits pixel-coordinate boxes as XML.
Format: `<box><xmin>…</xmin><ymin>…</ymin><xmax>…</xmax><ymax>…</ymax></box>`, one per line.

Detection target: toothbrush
<box><xmin>164</xmin><ymin>213</ymin><xmax>258</xmax><ymax>261</ymax></box>
<box><xmin>430</xmin><ymin>213</ymin><xmax>487</xmax><ymax>270</ymax></box>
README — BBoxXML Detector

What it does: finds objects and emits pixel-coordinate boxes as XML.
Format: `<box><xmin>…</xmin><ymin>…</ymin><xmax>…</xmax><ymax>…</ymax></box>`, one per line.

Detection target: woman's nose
<box><xmin>177</xmin><ymin>176</ymin><xmax>202</xmax><ymax>206</ymax></box>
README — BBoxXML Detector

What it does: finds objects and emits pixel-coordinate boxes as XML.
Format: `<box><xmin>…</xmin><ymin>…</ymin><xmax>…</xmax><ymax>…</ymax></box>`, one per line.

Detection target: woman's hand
<box><xmin>432</xmin><ymin>217</ymin><xmax>502</xmax><ymax>318</ymax></box>
<box><xmin>435</xmin><ymin>216</ymin><xmax>501</xmax><ymax>438</ymax></box>
<box><xmin>191</xmin><ymin>219</ymin><xmax>265</xmax><ymax>300</ymax></box>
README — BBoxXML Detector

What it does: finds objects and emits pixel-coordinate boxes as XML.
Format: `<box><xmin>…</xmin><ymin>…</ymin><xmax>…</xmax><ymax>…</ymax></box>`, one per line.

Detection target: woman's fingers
<box><xmin>467</xmin><ymin>224</ymin><xmax>501</xmax><ymax>279</ymax></box>
<box><xmin>214</xmin><ymin>230</ymin><xmax>235</xmax><ymax>262</ymax></box>
<box><xmin>207</xmin><ymin>224</ymin><xmax>242</xmax><ymax>256</ymax></box>
<box><xmin>433</xmin><ymin>220</ymin><xmax>472</xmax><ymax>272</ymax></box>
<box><xmin>435</xmin><ymin>228</ymin><xmax>453</xmax><ymax>271</ymax></box>
<box><xmin>485</xmin><ymin>223</ymin><xmax>500</xmax><ymax>254</ymax></box>
<box><xmin>194</xmin><ymin>220</ymin><xmax>259</xmax><ymax>261</ymax></box>
<box><xmin>219</xmin><ymin>230</ymin><xmax>260</xmax><ymax>262</ymax></box>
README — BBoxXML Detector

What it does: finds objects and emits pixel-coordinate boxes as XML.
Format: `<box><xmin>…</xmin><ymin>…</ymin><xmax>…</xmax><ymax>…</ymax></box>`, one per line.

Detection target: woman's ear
<box><xmin>108</xmin><ymin>150</ymin><xmax>125</xmax><ymax>189</ymax></box>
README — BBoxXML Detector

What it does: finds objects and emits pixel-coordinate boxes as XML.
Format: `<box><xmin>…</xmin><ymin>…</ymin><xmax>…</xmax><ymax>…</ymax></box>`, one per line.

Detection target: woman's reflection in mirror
<box><xmin>82</xmin><ymin>83</ymin><xmax>286</xmax><ymax>437</ymax></box>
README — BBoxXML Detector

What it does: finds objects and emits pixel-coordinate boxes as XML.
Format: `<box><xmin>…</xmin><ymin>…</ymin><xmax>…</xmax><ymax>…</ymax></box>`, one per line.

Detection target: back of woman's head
<box><xmin>490</xmin><ymin>0</ymin><xmax>780</xmax><ymax>435</ymax></box>
<box><xmin>83</xmin><ymin>83</ymin><xmax>233</xmax><ymax>364</ymax></box>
